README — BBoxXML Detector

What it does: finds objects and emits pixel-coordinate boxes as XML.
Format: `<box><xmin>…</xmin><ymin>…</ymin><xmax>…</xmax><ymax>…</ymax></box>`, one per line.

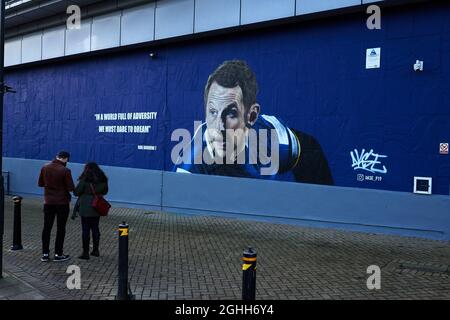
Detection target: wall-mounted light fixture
<box><xmin>413</xmin><ymin>60</ymin><xmax>424</xmax><ymax>72</ymax></box>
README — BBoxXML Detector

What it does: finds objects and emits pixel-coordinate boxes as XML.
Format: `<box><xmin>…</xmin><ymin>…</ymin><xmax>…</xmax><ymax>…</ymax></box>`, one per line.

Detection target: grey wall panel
<box><xmin>121</xmin><ymin>3</ymin><xmax>155</xmax><ymax>46</ymax></box>
<box><xmin>91</xmin><ymin>12</ymin><xmax>121</xmax><ymax>51</ymax></box>
<box><xmin>155</xmin><ymin>0</ymin><xmax>194</xmax><ymax>40</ymax></box>
<box><xmin>162</xmin><ymin>171</ymin><xmax>450</xmax><ymax>240</ymax></box>
<box><xmin>241</xmin><ymin>0</ymin><xmax>296</xmax><ymax>25</ymax></box>
<box><xmin>3</xmin><ymin>157</ymin><xmax>450</xmax><ymax>240</ymax></box>
<box><xmin>65</xmin><ymin>19</ymin><xmax>92</xmax><ymax>56</ymax></box>
<box><xmin>3</xmin><ymin>157</ymin><xmax>163</xmax><ymax>207</ymax></box>
<box><xmin>21</xmin><ymin>31</ymin><xmax>42</xmax><ymax>63</ymax></box>
<box><xmin>297</xmin><ymin>0</ymin><xmax>361</xmax><ymax>15</ymax></box>
<box><xmin>5</xmin><ymin>37</ymin><xmax>22</xmax><ymax>66</ymax></box>
<box><xmin>101</xmin><ymin>166</ymin><xmax>163</xmax><ymax>207</ymax></box>
<box><xmin>195</xmin><ymin>0</ymin><xmax>240</xmax><ymax>33</ymax></box>
<box><xmin>42</xmin><ymin>26</ymin><xmax>65</xmax><ymax>60</ymax></box>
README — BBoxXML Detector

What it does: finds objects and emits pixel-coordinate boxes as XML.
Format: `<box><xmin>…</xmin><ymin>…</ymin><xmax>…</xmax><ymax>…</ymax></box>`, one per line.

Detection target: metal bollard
<box><xmin>10</xmin><ymin>196</ymin><xmax>23</xmax><ymax>251</ymax></box>
<box><xmin>116</xmin><ymin>222</ymin><xmax>134</xmax><ymax>300</ymax></box>
<box><xmin>242</xmin><ymin>247</ymin><xmax>257</xmax><ymax>300</ymax></box>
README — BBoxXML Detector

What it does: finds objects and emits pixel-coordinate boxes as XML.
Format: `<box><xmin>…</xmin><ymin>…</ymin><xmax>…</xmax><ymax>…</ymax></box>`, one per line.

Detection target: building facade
<box><xmin>3</xmin><ymin>0</ymin><xmax>450</xmax><ymax>239</ymax></box>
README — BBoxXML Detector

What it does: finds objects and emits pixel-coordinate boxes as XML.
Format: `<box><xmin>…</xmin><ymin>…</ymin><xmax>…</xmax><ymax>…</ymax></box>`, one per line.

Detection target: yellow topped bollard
<box><xmin>242</xmin><ymin>247</ymin><xmax>257</xmax><ymax>300</ymax></box>
<box><xmin>10</xmin><ymin>196</ymin><xmax>23</xmax><ymax>251</ymax></box>
<box><xmin>116</xmin><ymin>222</ymin><xmax>134</xmax><ymax>300</ymax></box>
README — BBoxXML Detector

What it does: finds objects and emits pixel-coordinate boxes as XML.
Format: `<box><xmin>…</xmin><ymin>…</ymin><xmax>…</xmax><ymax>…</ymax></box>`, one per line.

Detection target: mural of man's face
<box><xmin>205</xmin><ymin>82</ymin><xmax>249</xmax><ymax>160</ymax></box>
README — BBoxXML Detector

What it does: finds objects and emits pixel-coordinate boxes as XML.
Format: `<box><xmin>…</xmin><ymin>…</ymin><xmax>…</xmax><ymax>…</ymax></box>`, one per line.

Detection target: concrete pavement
<box><xmin>0</xmin><ymin>272</ymin><xmax>47</xmax><ymax>300</ymax></box>
<box><xmin>1</xmin><ymin>195</ymin><xmax>449</xmax><ymax>300</ymax></box>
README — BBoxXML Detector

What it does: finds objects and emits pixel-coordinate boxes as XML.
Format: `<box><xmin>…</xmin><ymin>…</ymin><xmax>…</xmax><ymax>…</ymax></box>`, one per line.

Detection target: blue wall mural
<box><xmin>4</xmin><ymin>1</ymin><xmax>450</xmax><ymax>195</ymax></box>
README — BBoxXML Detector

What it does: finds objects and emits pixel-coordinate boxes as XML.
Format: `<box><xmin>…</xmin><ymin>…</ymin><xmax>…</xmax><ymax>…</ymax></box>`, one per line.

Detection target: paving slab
<box><xmin>0</xmin><ymin>272</ymin><xmax>47</xmax><ymax>300</ymax></box>
<box><xmin>1</xmin><ymin>195</ymin><xmax>450</xmax><ymax>300</ymax></box>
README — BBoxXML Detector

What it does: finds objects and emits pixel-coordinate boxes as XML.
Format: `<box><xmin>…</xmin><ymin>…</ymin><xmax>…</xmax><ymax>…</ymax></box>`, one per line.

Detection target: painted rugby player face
<box><xmin>205</xmin><ymin>82</ymin><xmax>251</xmax><ymax>159</ymax></box>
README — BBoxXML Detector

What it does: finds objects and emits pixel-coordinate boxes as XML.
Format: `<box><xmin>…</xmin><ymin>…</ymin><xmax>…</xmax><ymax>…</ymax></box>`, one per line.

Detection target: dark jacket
<box><xmin>38</xmin><ymin>159</ymin><xmax>75</xmax><ymax>205</ymax></box>
<box><xmin>291</xmin><ymin>129</ymin><xmax>334</xmax><ymax>186</ymax></box>
<box><xmin>181</xmin><ymin>129</ymin><xmax>334</xmax><ymax>186</ymax></box>
<box><xmin>74</xmin><ymin>178</ymin><xmax>109</xmax><ymax>217</ymax></box>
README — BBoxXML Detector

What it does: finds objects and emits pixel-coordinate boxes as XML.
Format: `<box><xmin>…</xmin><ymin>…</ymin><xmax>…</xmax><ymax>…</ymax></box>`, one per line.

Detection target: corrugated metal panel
<box><xmin>91</xmin><ymin>12</ymin><xmax>121</xmax><ymax>51</ymax></box>
<box><xmin>65</xmin><ymin>18</ymin><xmax>92</xmax><ymax>56</ymax></box>
<box><xmin>241</xmin><ymin>0</ymin><xmax>296</xmax><ymax>25</ymax></box>
<box><xmin>21</xmin><ymin>31</ymin><xmax>42</xmax><ymax>63</ymax></box>
<box><xmin>42</xmin><ymin>26</ymin><xmax>65</xmax><ymax>59</ymax></box>
<box><xmin>5</xmin><ymin>37</ymin><xmax>22</xmax><ymax>66</ymax></box>
<box><xmin>155</xmin><ymin>0</ymin><xmax>194</xmax><ymax>40</ymax></box>
<box><xmin>194</xmin><ymin>0</ymin><xmax>240</xmax><ymax>33</ymax></box>
<box><xmin>296</xmin><ymin>0</ymin><xmax>362</xmax><ymax>15</ymax></box>
<box><xmin>121</xmin><ymin>3</ymin><xmax>155</xmax><ymax>46</ymax></box>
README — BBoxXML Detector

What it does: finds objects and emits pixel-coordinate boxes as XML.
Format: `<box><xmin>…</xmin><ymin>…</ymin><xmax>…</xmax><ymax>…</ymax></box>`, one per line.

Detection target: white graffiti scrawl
<box><xmin>350</xmin><ymin>149</ymin><xmax>388</xmax><ymax>174</ymax></box>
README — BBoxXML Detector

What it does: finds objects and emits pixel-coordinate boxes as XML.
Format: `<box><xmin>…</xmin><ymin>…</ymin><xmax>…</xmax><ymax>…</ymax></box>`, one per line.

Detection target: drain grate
<box><xmin>383</xmin><ymin>260</ymin><xmax>450</xmax><ymax>275</ymax></box>
<box><xmin>398</xmin><ymin>261</ymin><xmax>450</xmax><ymax>274</ymax></box>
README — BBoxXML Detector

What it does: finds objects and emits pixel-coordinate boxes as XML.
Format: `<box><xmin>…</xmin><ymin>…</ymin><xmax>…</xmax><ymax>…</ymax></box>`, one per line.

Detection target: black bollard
<box><xmin>242</xmin><ymin>247</ymin><xmax>257</xmax><ymax>300</ymax></box>
<box><xmin>10</xmin><ymin>196</ymin><xmax>23</xmax><ymax>251</ymax></box>
<box><xmin>116</xmin><ymin>222</ymin><xmax>133</xmax><ymax>300</ymax></box>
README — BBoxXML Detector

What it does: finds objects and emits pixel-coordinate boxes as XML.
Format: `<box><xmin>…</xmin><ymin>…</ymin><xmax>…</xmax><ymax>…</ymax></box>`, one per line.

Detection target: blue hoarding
<box><xmin>4</xmin><ymin>3</ymin><xmax>450</xmax><ymax>195</ymax></box>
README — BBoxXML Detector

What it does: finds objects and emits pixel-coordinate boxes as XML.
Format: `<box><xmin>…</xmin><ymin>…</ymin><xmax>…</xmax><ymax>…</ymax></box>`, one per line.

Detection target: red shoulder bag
<box><xmin>90</xmin><ymin>183</ymin><xmax>111</xmax><ymax>217</ymax></box>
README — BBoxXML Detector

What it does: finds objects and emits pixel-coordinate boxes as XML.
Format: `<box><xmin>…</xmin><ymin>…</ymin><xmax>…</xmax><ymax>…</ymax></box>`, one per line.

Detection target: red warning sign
<box><xmin>440</xmin><ymin>143</ymin><xmax>449</xmax><ymax>155</ymax></box>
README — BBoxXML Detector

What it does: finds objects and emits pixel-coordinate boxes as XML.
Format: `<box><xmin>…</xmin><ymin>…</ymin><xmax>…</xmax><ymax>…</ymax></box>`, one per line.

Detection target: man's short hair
<box><xmin>204</xmin><ymin>60</ymin><xmax>258</xmax><ymax>113</ymax></box>
<box><xmin>57</xmin><ymin>151</ymin><xmax>70</xmax><ymax>160</ymax></box>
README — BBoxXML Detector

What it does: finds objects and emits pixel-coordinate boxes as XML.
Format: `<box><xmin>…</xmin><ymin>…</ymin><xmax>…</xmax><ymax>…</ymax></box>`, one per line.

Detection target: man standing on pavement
<box><xmin>38</xmin><ymin>151</ymin><xmax>75</xmax><ymax>262</ymax></box>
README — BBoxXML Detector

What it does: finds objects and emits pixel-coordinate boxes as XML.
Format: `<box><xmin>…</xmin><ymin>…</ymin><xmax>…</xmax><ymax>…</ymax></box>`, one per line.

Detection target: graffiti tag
<box><xmin>351</xmin><ymin>149</ymin><xmax>387</xmax><ymax>174</ymax></box>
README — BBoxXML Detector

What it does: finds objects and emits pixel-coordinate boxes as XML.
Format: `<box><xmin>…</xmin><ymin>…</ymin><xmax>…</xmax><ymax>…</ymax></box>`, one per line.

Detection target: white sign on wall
<box><xmin>366</xmin><ymin>48</ymin><xmax>381</xmax><ymax>69</ymax></box>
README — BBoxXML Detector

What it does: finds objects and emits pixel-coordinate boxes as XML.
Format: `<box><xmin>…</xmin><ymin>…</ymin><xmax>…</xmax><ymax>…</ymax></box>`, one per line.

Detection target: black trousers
<box><xmin>42</xmin><ymin>204</ymin><xmax>70</xmax><ymax>255</ymax></box>
<box><xmin>81</xmin><ymin>217</ymin><xmax>100</xmax><ymax>242</ymax></box>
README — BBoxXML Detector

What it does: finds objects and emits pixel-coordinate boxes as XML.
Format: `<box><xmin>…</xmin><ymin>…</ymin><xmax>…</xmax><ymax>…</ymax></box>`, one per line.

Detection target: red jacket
<box><xmin>38</xmin><ymin>159</ymin><xmax>75</xmax><ymax>205</ymax></box>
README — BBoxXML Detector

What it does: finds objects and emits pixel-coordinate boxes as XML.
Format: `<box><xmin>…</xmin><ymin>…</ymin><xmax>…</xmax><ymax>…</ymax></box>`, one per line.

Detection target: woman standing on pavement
<box><xmin>73</xmin><ymin>162</ymin><xmax>109</xmax><ymax>260</ymax></box>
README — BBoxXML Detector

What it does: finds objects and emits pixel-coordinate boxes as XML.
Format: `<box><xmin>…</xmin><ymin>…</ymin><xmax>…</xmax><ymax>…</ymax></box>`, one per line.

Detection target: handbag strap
<box><xmin>89</xmin><ymin>183</ymin><xmax>98</xmax><ymax>196</ymax></box>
